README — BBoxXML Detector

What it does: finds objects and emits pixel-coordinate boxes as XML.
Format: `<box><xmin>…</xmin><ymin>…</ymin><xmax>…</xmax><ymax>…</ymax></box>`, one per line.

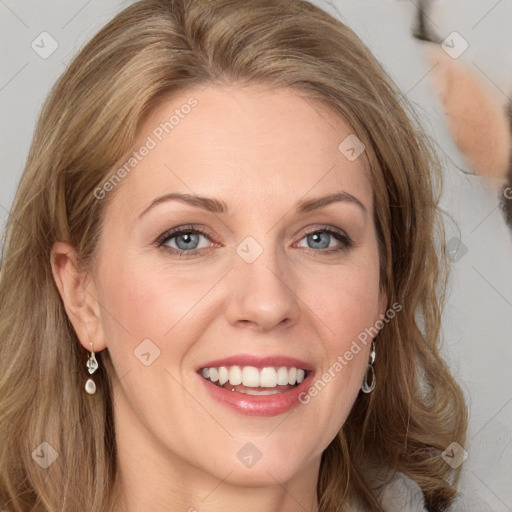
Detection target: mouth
<box><xmin>196</xmin><ymin>355</ymin><xmax>315</xmax><ymax>416</ymax></box>
<box><xmin>199</xmin><ymin>365</ymin><xmax>309</xmax><ymax>395</ymax></box>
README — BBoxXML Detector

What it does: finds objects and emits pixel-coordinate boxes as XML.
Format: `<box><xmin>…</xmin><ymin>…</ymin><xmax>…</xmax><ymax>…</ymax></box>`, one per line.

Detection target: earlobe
<box><xmin>50</xmin><ymin>241</ymin><xmax>107</xmax><ymax>352</ymax></box>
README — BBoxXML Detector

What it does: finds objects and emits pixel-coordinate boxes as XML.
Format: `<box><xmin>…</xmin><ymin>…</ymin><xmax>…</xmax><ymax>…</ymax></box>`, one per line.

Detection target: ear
<box><xmin>50</xmin><ymin>241</ymin><xmax>107</xmax><ymax>352</ymax></box>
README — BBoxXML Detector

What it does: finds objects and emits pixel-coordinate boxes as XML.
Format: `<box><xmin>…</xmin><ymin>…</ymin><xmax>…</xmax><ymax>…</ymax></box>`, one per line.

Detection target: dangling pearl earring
<box><xmin>361</xmin><ymin>339</ymin><xmax>376</xmax><ymax>393</ymax></box>
<box><xmin>85</xmin><ymin>341</ymin><xmax>98</xmax><ymax>395</ymax></box>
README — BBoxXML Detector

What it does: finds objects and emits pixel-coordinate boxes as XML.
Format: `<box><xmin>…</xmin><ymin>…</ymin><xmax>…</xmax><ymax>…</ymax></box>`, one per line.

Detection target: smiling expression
<box><xmin>89</xmin><ymin>83</ymin><xmax>387</xmax><ymax>486</ymax></box>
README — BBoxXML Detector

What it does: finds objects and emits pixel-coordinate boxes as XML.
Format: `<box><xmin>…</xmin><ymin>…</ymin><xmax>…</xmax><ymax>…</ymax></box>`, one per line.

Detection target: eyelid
<box><xmin>293</xmin><ymin>225</ymin><xmax>353</xmax><ymax>249</ymax></box>
<box><xmin>156</xmin><ymin>223</ymin><xmax>353</xmax><ymax>255</ymax></box>
<box><xmin>155</xmin><ymin>224</ymin><xmax>217</xmax><ymax>247</ymax></box>
<box><xmin>298</xmin><ymin>224</ymin><xmax>348</xmax><ymax>237</ymax></box>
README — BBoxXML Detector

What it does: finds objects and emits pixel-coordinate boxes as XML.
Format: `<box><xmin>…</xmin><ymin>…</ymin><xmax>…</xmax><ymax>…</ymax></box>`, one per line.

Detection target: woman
<box><xmin>0</xmin><ymin>0</ymin><xmax>468</xmax><ymax>510</ymax></box>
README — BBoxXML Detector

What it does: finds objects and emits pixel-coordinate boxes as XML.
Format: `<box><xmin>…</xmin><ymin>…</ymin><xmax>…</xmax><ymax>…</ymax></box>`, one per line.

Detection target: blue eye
<box><xmin>296</xmin><ymin>228</ymin><xmax>352</xmax><ymax>253</ymax></box>
<box><xmin>158</xmin><ymin>226</ymin><xmax>212</xmax><ymax>255</ymax></box>
<box><xmin>156</xmin><ymin>225</ymin><xmax>352</xmax><ymax>257</ymax></box>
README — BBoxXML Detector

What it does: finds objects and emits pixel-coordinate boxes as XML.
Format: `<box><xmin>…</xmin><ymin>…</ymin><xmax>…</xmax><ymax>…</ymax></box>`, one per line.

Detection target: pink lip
<box><xmin>198</xmin><ymin>374</ymin><xmax>315</xmax><ymax>417</ymax></box>
<box><xmin>196</xmin><ymin>354</ymin><xmax>314</xmax><ymax>372</ymax></box>
<box><xmin>196</xmin><ymin>354</ymin><xmax>315</xmax><ymax>417</ymax></box>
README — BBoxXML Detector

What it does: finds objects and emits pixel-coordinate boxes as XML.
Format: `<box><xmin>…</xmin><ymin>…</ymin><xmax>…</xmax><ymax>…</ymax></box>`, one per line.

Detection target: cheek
<box><xmin>307</xmin><ymin>256</ymin><xmax>382</xmax><ymax>346</ymax></box>
<box><xmin>94</xmin><ymin>255</ymin><xmax>215</xmax><ymax>371</ymax></box>
<box><xmin>117</xmin><ymin>274</ymin><xmax>196</xmax><ymax>330</ymax></box>
<box><xmin>299</xmin><ymin>253</ymin><xmax>380</xmax><ymax>412</ymax></box>
<box><xmin>298</xmin><ymin>272</ymin><xmax>377</xmax><ymax>446</ymax></box>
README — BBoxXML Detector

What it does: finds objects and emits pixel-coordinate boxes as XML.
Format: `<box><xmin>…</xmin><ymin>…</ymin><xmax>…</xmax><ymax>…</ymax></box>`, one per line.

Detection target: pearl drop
<box><xmin>85</xmin><ymin>378</ymin><xmax>96</xmax><ymax>395</ymax></box>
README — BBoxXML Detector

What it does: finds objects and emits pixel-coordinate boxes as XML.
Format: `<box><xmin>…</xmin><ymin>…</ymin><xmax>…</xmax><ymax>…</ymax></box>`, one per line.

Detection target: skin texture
<box><xmin>51</xmin><ymin>84</ymin><xmax>388</xmax><ymax>512</ymax></box>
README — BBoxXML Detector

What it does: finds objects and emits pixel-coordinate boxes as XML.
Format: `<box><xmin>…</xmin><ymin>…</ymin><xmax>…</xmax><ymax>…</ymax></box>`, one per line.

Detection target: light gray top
<box><xmin>345</xmin><ymin>471</ymin><xmax>488</xmax><ymax>511</ymax></box>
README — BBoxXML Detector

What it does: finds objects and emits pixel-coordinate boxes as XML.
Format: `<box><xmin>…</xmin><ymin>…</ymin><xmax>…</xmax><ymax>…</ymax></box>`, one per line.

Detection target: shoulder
<box><xmin>343</xmin><ymin>470</ymin><xmax>427</xmax><ymax>512</ymax></box>
<box><xmin>376</xmin><ymin>472</ymin><xmax>495</xmax><ymax>512</ymax></box>
<box><xmin>374</xmin><ymin>471</ymin><xmax>492</xmax><ymax>511</ymax></box>
<box><xmin>376</xmin><ymin>471</ymin><xmax>427</xmax><ymax>511</ymax></box>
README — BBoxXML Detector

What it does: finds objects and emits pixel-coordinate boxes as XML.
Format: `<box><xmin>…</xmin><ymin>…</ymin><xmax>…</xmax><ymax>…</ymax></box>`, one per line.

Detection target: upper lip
<box><xmin>197</xmin><ymin>354</ymin><xmax>314</xmax><ymax>372</ymax></box>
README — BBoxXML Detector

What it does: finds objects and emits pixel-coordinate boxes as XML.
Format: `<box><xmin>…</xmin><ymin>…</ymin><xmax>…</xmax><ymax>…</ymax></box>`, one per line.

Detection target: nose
<box><xmin>224</xmin><ymin>242</ymin><xmax>301</xmax><ymax>332</ymax></box>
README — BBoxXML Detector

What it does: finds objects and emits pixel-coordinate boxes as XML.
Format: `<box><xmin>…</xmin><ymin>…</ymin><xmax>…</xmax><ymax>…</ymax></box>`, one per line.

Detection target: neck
<box><xmin>111</xmin><ymin>446</ymin><xmax>321</xmax><ymax>512</ymax></box>
<box><xmin>109</xmin><ymin>392</ymin><xmax>321</xmax><ymax>512</ymax></box>
<box><xmin>112</xmin><ymin>469</ymin><xmax>320</xmax><ymax>512</ymax></box>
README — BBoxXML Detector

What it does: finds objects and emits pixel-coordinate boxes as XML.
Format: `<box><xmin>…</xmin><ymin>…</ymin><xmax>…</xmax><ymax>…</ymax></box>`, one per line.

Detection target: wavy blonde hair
<box><xmin>0</xmin><ymin>0</ymin><xmax>468</xmax><ymax>510</ymax></box>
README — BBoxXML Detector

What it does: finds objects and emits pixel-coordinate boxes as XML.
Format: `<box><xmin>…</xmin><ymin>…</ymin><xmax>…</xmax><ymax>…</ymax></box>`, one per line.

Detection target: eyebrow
<box><xmin>138</xmin><ymin>191</ymin><xmax>367</xmax><ymax>219</ymax></box>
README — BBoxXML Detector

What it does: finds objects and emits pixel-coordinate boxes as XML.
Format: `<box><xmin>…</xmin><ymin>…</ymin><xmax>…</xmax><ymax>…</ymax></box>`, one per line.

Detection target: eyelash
<box><xmin>156</xmin><ymin>224</ymin><xmax>353</xmax><ymax>257</ymax></box>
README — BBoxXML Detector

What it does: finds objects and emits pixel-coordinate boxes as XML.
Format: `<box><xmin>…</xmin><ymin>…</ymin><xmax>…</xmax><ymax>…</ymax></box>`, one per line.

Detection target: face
<box><xmin>59</xmin><ymin>84</ymin><xmax>387</xmax><ymax>488</ymax></box>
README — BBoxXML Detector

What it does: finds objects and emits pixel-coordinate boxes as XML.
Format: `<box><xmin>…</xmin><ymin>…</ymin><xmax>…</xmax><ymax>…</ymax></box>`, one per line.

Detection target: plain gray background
<box><xmin>1</xmin><ymin>0</ymin><xmax>511</xmax><ymax>510</ymax></box>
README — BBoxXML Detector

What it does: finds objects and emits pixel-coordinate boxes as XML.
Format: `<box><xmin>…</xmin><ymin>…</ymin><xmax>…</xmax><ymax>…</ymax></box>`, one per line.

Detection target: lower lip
<box><xmin>199</xmin><ymin>373</ymin><xmax>315</xmax><ymax>417</ymax></box>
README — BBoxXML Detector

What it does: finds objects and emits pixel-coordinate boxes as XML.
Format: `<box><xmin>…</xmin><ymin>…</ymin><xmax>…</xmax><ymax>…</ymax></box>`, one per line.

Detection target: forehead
<box><xmin>106</xmin><ymin>83</ymin><xmax>373</xmax><ymax>220</ymax></box>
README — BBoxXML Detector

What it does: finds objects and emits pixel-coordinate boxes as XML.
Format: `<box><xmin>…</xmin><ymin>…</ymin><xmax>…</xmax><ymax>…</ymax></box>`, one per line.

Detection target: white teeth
<box><xmin>259</xmin><ymin>367</ymin><xmax>277</xmax><ymax>387</ymax></box>
<box><xmin>201</xmin><ymin>365</ymin><xmax>309</xmax><ymax>389</ymax></box>
<box><xmin>242</xmin><ymin>366</ymin><xmax>260</xmax><ymax>387</ymax></box>
<box><xmin>229</xmin><ymin>366</ymin><xmax>242</xmax><ymax>386</ymax></box>
<box><xmin>218</xmin><ymin>366</ymin><xmax>229</xmax><ymax>386</ymax></box>
<box><xmin>277</xmin><ymin>367</ymin><xmax>289</xmax><ymax>385</ymax></box>
<box><xmin>288</xmin><ymin>367</ymin><xmax>297</xmax><ymax>385</ymax></box>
